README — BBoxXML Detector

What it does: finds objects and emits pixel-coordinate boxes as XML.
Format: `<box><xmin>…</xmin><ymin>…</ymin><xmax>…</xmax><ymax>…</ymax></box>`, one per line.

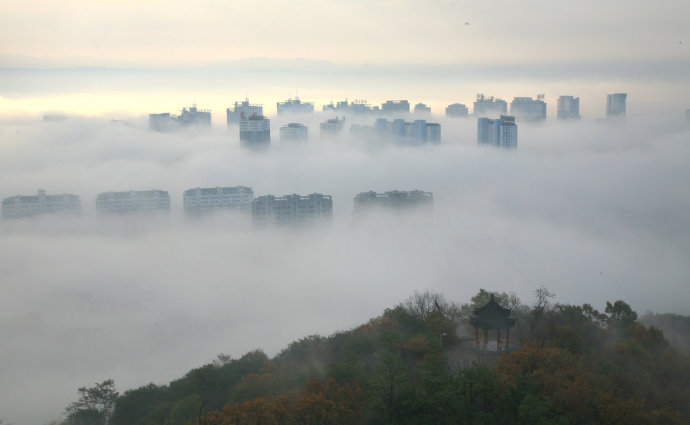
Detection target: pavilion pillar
<box><xmin>497</xmin><ymin>328</ymin><xmax>501</xmax><ymax>350</ymax></box>
<box><xmin>483</xmin><ymin>328</ymin><xmax>488</xmax><ymax>350</ymax></box>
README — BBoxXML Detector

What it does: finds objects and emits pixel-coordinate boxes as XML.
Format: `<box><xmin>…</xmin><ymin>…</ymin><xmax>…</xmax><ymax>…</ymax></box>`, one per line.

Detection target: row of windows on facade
<box><xmin>477</xmin><ymin>116</ymin><xmax>518</xmax><ymax>149</ymax></box>
<box><xmin>2</xmin><ymin>189</ymin><xmax>433</xmax><ymax>220</ymax></box>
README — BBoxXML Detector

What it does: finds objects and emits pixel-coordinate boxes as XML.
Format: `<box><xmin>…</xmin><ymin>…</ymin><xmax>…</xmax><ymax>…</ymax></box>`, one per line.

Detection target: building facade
<box><xmin>240</xmin><ymin>114</ymin><xmax>271</xmax><ymax>144</ymax></box>
<box><xmin>183</xmin><ymin>186</ymin><xmax>254</xmax><ymax>216</ymax></box>
<box><xmin>149</xmin><ymin>113</ymin><xmax>177</xmax><ymax>132</ymax></box>
<box><xmin>178</xmin><ymin>105</ymin><xmax>211</xmax><ymax>126</ymax></box>
<box><xmin>353</xmin><ymin>190</ymin><xmax>433</xmax><ymax>214</ymax></box>
<box><xmin>2</xmin><ymin>189</ymin><xmax>81</xmax><ymax>219</ymax></box>
<box><xmin>149</xmin><ymin>105</ymin><xmax>211</xmax><ymax>131</ymax></box>
<box><xmin>227</xmin><ymin>99</ymin><xmax>263</xmax><ymax>125</ymax></box>
<box><xmin>322</xmin><ymin>99</ymin><xmax>379</xmax><ymax>115</ymax></box>
<box><xmin>477</xmin><ymin>115</ymin><xmax>518</xmax><ymax>149</ymax></box>
<box><xmin>474</xmin><ymin>94</ymin><xmax>508</xmax><ymax>117</ymax></box>
<box><xmin>606</xmin><ymin>93</ymin><xmax>627</xmax><ymax>118</ymax></box>
<box><xmin>557</xmin><ymin>96</ymin><xmax>581</xmax><ymax>120</ymax></box>
<box><xmin>510</xmin><ymin>96</ymin><xmax>546</xmax><ymax>121</ymax></box>
<box><xmin>252</xmin><ymin>193</ymin><xmax>333</xmax><ymax>227</ymax></box>
<box><xmin>446</xmin><ymin>103</ymin><xmax>469</xmax><ymax>117</ymax></box>
<box><xmin>373</xmin><ymin>118</ymin><xmax>441</xmax><ymax>144</ymax></box>
<box><xmin>413</xmin><ymin>103</ymin><xmax>431</xmax><ymax>115</ymax></box>
<box><xmin>96</xmin><ymin>190</ymin><xmax>170</xmax><ymax>214</ymax></box>
<box><xmin>279</xmin><ymin>123</ymin><xmax>308</xmax><ymax>140</ymax></box>
<box><xmin>320</xmin><ymin>117</ymin><xmax>346</xmax><ymax>137</ymax></box>
<box><xmin>381</xmin><ymin>100</ymin><xmax>410</xmax><ymax>114</ymax></box>
<box><xmin>276</xmin><ymin>98</ymin><xmax>314</xmax><ymax>114</ymax></box>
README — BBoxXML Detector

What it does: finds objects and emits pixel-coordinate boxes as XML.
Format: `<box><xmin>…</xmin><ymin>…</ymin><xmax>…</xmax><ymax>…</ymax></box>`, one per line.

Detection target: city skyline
<box><xmin>1</xmin><ymin>1</ymin><xmax>688</xmax><ymax>120</ymax></box>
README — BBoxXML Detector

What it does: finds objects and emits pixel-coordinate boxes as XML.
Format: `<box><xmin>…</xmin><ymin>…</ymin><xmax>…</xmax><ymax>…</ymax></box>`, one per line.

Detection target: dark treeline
<box><xmin>62</xmin><ymin>289</ymin><xmax>690</xmax><ymax>425</ymax></box>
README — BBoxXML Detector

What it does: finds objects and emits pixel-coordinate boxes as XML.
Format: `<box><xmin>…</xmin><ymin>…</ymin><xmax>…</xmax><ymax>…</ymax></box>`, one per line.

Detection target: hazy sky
<box><xmin>1</xmin><ymin>0</ymin><xmax>689</xmax><ymax>119</ymax></box>
<box><xmin>1</xmin><ymin>0</ymin><xmax>688</xmax><ymax>66</ymax></box>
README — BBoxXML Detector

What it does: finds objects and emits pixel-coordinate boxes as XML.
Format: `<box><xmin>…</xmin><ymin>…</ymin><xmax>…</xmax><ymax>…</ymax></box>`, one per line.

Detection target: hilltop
<box><xmin>60</xmin><ymin>289</ymin><xmax>690</xmax><ymax>425</ymax></box>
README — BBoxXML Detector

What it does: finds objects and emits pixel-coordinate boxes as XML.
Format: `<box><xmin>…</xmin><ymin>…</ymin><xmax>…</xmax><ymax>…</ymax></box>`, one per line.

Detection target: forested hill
<box><xmin>62</xmin><ymin>290</ymin><xmax>690</xmax><ymax>425</ymax></box>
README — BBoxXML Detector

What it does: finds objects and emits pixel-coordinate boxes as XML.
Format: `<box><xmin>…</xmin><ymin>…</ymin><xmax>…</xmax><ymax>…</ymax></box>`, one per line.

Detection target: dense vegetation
<box><xmin>62</xmin><ymin>289</ymin><xmax>690</xmax><ymax>425</ymax></box>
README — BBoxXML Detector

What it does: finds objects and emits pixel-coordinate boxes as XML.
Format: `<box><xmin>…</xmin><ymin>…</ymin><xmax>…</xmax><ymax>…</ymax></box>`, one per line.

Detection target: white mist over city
<box><xmin>1</xmin><ymin>1</ymin><xmax>689</xmax><ymax>425</ymax></box>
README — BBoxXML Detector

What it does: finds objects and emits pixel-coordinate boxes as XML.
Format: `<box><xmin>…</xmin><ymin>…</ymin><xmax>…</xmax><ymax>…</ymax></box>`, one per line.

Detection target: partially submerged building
<box><xmin>2</xmin><ymin>189</ymin><xmax>81</xmax><ymax>219</ymax></box>
<box><xmin>320</xmin><ymin>117</ymin><xmax>346</xmax><ymax>138</ymax></box>
<box><xmin>477</xmin><ymin>115</ymin><xmax>517</xmax><ymax>149</ymax></box>
<box><xmin>240</xmin><ymin>114</ymin><xmax>271</xmax><ymax>144</ymax></box>
<box><xmin>279</xmin><ymin>123</ymin><xmax>308</xmax><ymax>140</ymax></box>
<box><xmin>276</xmin><ymin>98</ymin><xmax>314</xmax><ymax>114</ymax></box>
<box><xmin>227</xmin><ymin>99</ymin><xmax>263</xmax><ymax>125</ymax></box>
<box><xmin>510</xmin><ymin>95</ymin><xmax>547</xmax><ymax>121</ymax></box>
<box><xmin>149</xmin><ymin>105</ymin><xmax>211</xmax><ymax>131</ymax></box>
<box><xmin>252</xmin><ymin>193</ymin><xmax>333</xmax><ymax>227</ymax></box>
<box><xmin>374</xmin><ymin>119</ymin><xmax>441</xmax><ymax>144</ymax></box>
<box><xmin>96</xmin><ymin>190</ymin><xmax>170</xmax><ymax>214</ymax></box>
<box><xmin>353</xmin><ymin>190</ymin><xmax>433</xmax><ymax>215</ymax></box>
<box><xmin>473</xmin><ymin>94</ymin><xmax>508</xmax><ymax>117</ymax></box>
<box><xmin>446</xmin><ymin>103</ymin><xmax>469</xmax><ymax>118</ymax></box>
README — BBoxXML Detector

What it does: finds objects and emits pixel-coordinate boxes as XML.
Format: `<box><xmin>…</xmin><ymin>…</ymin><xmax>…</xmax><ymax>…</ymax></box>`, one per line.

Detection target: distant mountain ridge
<box><xmin>2</xmin><ymin>55</ymin><xmax>689</xmax><ymax>82</ymax></box>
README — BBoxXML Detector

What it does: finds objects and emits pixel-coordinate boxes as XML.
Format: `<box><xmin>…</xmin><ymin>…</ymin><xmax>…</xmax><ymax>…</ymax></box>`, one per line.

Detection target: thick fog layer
<box><xmin>1</xmin><ymin>113</ymin><xmax>689</xmax><ymax>424</ymax></box>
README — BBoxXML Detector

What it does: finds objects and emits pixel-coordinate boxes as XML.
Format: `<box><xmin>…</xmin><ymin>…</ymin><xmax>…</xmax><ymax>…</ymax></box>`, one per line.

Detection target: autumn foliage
<box><xmin>202</xmin><ymin>379</ymin><xmax>364</xmax><ymax>425</ymax></box>
<box><xmin>64</xmin><ymin>290</ymin><xmax>690</xmax><ymax>425</ymax></box>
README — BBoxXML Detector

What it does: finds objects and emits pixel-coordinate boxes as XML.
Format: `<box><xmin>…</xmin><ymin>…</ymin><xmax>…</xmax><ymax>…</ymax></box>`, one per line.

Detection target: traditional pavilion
<box><xmin>469</xmin><ymin>294</ymin><xmax>516</xmax><ymax>351</ymax></box>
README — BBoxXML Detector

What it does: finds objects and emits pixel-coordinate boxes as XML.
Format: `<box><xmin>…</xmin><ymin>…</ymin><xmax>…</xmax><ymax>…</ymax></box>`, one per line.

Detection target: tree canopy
<box><xmin>59</xmin><ymin>291</ymin><xmax>690</xmax><ymax>425</ymax></box>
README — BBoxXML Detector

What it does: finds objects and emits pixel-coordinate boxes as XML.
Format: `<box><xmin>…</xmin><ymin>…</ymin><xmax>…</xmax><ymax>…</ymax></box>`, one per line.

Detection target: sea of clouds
<box><xmin>1</xmin><ymin>112</ymin><xmax>689</xmax><ymax>424</ymax></box>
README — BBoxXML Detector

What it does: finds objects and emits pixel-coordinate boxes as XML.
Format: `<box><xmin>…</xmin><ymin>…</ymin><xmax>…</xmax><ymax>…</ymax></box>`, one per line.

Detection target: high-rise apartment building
<box><xmin>413</xmin><ymin>103</ymin><xmax>431</xmax><ymax>115</ymax></box>
<box><xmin>276</xmin><ymin>98</ymin><xmax>314</xmax><ymax>114</ymax></box>
<box><xmin>381</xmin><ymin>100</ymin><xmax>410</xmax><ymax>114</ymax></box>
<box><xmin>252</xmin><ymin>193</ymin><xmax>333</xmax><ymax>227</ymax></box>
<box><xmin>353</xmin><ymin>190</ymin><xmax>433</xmax><ymax>215</ymax></box>
<box><xmin>474</xmin><ymin>94</ymin><xmax>508</xmax><ymax>117</ymax></box>
<box><xmin>183</xmin><ymin>186</ymin><xmax>254</xmax><ymax>216</ymax></box>
<box><xmin>279</xmin><ymin>123</ymin><xmax>308</xmax><ymax>140</ymax></box>
<box><xmin>373</xmin><ymin>119</ymin><xmax>441</xmax><ymax>144</ymax></box>
<box><xmin>606</xmin><ymin>93</ymin><xmax>627</xmax><ymax>118</ymax></box>
<box><xmin>557</xmin><ymin>96</ymin><xmax>581</xmax><ymax>120</ymax></box>
<box><xmin>323</xmin><ymin>99</ymin><xmax>379</xmax><ymax>115</ymax></box>
<box><xmin>425</xmin><ymin>123</ymin><xmax>441</xmax><ymax>143</ymax></box>
<box><xmin>510</xmin><ymin>96</ymin><xmax>546</xmax><ymax>121</ymax></box>
<box><xmin>320</xmin><ymin>117</ymin><xmax>346</xmax><ymax>138</ymax></box>
<box><xmin>227</xmin><ymin>99</ymin><xmax>263</xmax><ymax>125</ymax></box>
<box><xmin>446</xmin><ymin>103</ymin><xmax>469</xmax><ymax>117</ymax></box>
<box><xmin>178</xmin><ymin>105</ymin><xmax>211</xmax><ymax>126</ymax></box>
<box><xmin>149</xmin><ymin>105</ymin><xmax>211</xmax><ymax>131</ymax></box>
<box><xmin>240</xmin><ymin>114</ymin><xmax>270</xmax><ymax>144</ymax></box>
<box><xmin>149</xmin><ymin>113</ymin><xmax>177</xmax><ymax>132</ymax></box>
<box><xmin>477</xmin><ymin>115</ymin><xmax>518</xmax><ymax>149</ymax></box>
<box><xmin>96</xmin><ymin>190</ymin><xmax>170</xmax><ymax>214</ymax></box>
<box><xmin>2</xmin><ymin>189</ymin><xmax>81</xmax><ymax>219</ymax></box>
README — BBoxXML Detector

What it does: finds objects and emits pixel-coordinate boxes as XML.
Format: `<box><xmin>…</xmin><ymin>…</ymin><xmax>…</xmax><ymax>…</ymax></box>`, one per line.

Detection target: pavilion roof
<box><xmin>469</xmin><ymin>294</ymin><xmax>516</xmax><ymax>329</ymax></box>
